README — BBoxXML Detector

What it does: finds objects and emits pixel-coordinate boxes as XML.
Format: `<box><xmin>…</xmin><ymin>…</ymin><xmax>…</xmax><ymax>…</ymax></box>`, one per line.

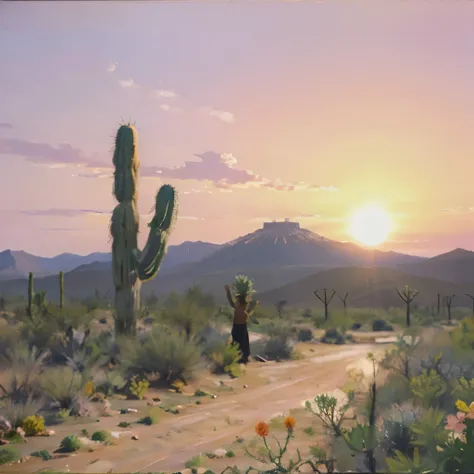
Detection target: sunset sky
<box><xmin>1</xmin><ymin>1</ymin><xmax>474</xmax><ymax>257</ymax></box>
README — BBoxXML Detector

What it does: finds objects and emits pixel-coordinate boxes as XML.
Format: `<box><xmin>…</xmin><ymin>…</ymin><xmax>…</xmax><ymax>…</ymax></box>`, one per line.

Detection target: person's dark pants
<box><xmin>231</xmin><ymin>323</ymin><xmax>250</xmax><ymax>363</ymax></box>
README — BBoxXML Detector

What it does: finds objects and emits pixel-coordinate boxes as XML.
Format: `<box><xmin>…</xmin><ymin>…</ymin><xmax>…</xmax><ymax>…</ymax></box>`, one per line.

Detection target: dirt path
<box><xmin>5</xmin><ymin>343</ymin><xmax>378</xmax><ymax>473</ymax></box>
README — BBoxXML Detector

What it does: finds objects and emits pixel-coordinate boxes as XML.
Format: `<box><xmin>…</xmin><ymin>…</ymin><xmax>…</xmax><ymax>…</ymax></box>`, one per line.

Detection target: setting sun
<box><xmin>349</xmin><ymin>205</ymin><xmax>393</xmax><ymax>247</ymax></box>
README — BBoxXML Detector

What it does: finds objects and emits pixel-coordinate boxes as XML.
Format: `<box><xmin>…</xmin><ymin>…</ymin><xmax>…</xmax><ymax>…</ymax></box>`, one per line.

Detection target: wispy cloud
<box><xmin>106</xmin><ymin>62</ymin><xmax>118</xmax><ymax>73</ymax></box>
<box><xmin>150</xmin><ymin>89</ymin><xmax>178</xmax><ymax>100</ymax></box>
<box><xmin>440</xmin><ymin>206</ymin><xmax>474</xmax><ymax>215</ymax></box>
<box><xmin>119</xmin><ymin>78</ymin><xmax>138</xmax><ymax>89</ymax></box>
<box><xmin>0</xmin><ymin>122</ymin><xmax>12</xmax><ymax>129</ymax></box>
<box><xmin>0</xmin><ymin>138</ymin><xmax>337</xmax><ymax>192</ymax></box>
<box><xmin>20</xmin><ymin>209</ymin><xmax>109</xmax><ymax>218</ymax></box>
<box><xmin>159</xmin><ymin>104</ymin><xmax>183</xmax><ymax>114</ymax></box>
<box><xmin>201</xmin><ymin>106</ymin><xmax>235</xmax><ymax>124</ymax></box>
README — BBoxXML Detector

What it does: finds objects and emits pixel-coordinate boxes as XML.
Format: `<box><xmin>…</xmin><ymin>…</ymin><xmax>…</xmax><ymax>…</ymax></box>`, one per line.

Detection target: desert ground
<box><xmin>1</xmin><ymin>335</ymin><xmax>384</xmax><ymax>473</ymax></box>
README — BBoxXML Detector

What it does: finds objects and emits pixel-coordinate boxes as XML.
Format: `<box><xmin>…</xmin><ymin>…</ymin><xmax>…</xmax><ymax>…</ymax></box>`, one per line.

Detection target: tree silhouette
<box><xmin>396</xmin><ymin>285</ymin><xmax>419</xmax><ymax>327</ymax></box>
<box><xmin>313</xmin><ymin>289</ymin><xmax>336</xmax><ymax>322</ymax></box>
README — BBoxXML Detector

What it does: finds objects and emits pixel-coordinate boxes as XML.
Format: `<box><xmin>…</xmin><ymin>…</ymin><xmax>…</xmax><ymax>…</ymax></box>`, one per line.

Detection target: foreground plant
<box><xmin>236</xmin><ymin>416</ymin><xmax>333</xmax><ymax>473</ymax></box>
<box><xmin>110</xmin><ymin>123</ymin><xmax>178</xmax><ymax>336</ymax></box>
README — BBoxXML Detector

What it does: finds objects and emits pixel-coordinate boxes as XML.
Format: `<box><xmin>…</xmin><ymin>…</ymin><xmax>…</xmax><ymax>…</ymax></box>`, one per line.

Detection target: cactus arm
<box><xmin>137</xmin><ymin>232</ymin><xmax>168</xmax><ymax>282</ymax></box>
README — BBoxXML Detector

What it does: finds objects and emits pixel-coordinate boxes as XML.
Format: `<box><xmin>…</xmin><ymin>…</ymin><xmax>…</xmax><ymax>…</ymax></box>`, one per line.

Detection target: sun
<box><xmin>349</xmin><ymin>204</ymin><xmax>393</xmax><ymax>247</ymax></box>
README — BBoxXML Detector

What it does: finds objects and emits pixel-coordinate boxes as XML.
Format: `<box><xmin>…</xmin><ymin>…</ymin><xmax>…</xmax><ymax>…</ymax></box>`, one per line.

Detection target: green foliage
<box><xmin>59</xmin><ymin>435</ymin><xmax>82</xmax><ymax>452</ymax></box>
<box><xmin>0</xmin><ymin>398</ymin><xmax>43</xmax><ymax>429</ymax></box>
<box><xmin>211</xmin><ymin>344</ymin><xmax>242</xmax><ymax>377</ymax></box>
<box><xmin>386</xmin><ymin>448</ymin><xmax>430</xmax><ymax>474</ymax></box>
<box><xmin>372</xmin><ymin>319</ymin><xmax>394</xmax><ymax>332</ymax></box>
<box><xmin>22</xmin><ymin>414</ymin><xmax>45</xmax><ymax>435</ymax></box>
<box><xmin>185</xmin><ymin>455</ymin><xmax>204</xmax><ymax>468</ymax></box>
<box><xmin>231</xmin><ymin>274</ymin><xmax>255</xmax><ymax>301</ymax></box>
<box><xmin>91</xmin><ymin>430</ymin><xmax>112</xmax><ymax>443</ymax></box>
<box><xmin>321</xmin><ymin>328</ymin><xmax>347</xmax><ymax>345</ymax></box>
<box><xmin>40</xmin><ymin>366</ymin><xmax>83</xmax><ymax>409</ymax></box>
<box><xmin>118</xmin><ymin>421</ymin><xmax>130</xmax><ymax>428</ymax></box>
<box><xmin>119</xmin><ymin>327</ymin><xmax>201</xmax><ymax>383</ymax></box>
<box><xmin>128</xmin><ymin>376</ymin><xmax>149</xmax><ymax>400</ymax></box>
<box><xmin>264</xmin><ymin>333</ymin><xmax>296</xmax><ymax>360</ymax></box>
<box><xmin>0</xmin><ymin>446</ymin><xmax>21</xmax><ymax>465</ymax></box>
<box><xmin>138</xmin><ymin>412</ymin><xmax>159</xmax><ymax>426</ymax></box>
<box><xmin>31</xmin><ymin>450</ymin><xmax>52</xmax><ymax>461</ymax></box>
<box><xmin>297</xmin><ymin>328</ymin><xmax>313</xmax><ymax>342</ymax></box>
<box><xmin>410</xmin><ymin>370</ymin><xmax>446</xmax><ymax>408</ymax></box>
<box><xmin>409</xmin><ymin>408</ymin><xmax>448</xmax><ymax>452</ymax></box>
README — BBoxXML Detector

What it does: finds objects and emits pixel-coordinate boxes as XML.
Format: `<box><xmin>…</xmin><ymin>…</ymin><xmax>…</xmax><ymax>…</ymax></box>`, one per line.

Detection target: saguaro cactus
<box><xmin>396</xmin><ymin>285</ymin><xmax>419</xmax><ymax>327</ymax></box>
<box><xmin>28</xmin><ymin>272</ymin><xmax>34</xmax><ymax>319</ymax></box>
<box><xmin>110</xmin><ymin>124</ymin><xmax>178</xmax><ymax>336</ymax></box>
<box><xmin>446</xmin><ymin>294</ymin><xmax>455</xmax><ymax>324</ymax></box>
<box><xmin>465</xmin><ymin>293</ymin><xmax>474</xmax><ymax>318</ymax></box>
<box><xmin>59</xmin><ymin>271</ymin><xmax>64</xmax><ymax>309</ymax></box>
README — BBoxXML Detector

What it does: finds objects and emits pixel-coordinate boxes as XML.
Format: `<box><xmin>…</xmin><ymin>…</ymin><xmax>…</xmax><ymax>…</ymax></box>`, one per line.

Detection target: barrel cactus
<box><xmin>110</xmin><ymin>124</ymin><xmax>178</xmax><ymax>336</ymax></box>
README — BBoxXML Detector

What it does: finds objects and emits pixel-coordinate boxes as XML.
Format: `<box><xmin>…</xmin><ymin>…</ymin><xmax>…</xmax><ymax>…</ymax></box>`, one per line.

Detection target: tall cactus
<box><xmin>59</xmin><ymin>271</ymin><xmax>64</xmax><ymax>309</ymax></box>
<box><xmin>110</xmin><ymin>124</ymin><xmax>178</xmax><ymax>336</ymax></box>
<box><xmin>28</xmin><ymin>272</ymin><xmax>34</xmax><ymax>319</ymax></box>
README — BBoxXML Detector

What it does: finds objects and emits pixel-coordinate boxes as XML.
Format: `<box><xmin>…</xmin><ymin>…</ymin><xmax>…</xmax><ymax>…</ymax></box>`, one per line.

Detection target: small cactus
<box><xmin>59</xmin><ymin>271</ymin><xmax>64</xmax><ymax>308</ymax></box>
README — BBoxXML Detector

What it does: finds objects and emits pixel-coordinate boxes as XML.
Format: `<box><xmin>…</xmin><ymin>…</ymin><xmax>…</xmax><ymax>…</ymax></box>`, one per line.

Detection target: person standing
<box><xmin>224</xmin><ymin>282</ymin><xmax>259</xmax><ymax>364</ymax></box>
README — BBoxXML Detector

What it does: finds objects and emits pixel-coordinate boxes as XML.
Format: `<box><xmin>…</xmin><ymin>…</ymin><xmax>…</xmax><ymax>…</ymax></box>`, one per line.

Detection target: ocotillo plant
<box><xmin>446</xmin><ymin>294</ymin><xmax>455</xmax><ymax>324</ymax></box>
<box><xmin>313</xmin><ymin>289</ymin><xmax>336</xmax><ymax>322</ymax></box>
<box><xmin>465</xmin><ymin>294</ymin><xmax>474</xmax><ymax>318</ymax></box>
<box><xmin>27</xmin><ymin>272</ymin><xmax>34</xmax><ymax>319</ymax></box>
<box><xmin>396</xmin><ymin>285</ymin><xmax>419</xmax><ymax>327</ymax></box>
<box><xmin>59</xmin><ymin>271</ymin><xmax>64</xmax><ymax>309</ymax></box>
<box><xmin>338</xmin><ymin>292</ymin><xmax>349</xmax><ymax>318</ymax></box>
<box><xmin>110</xmin><ymin>124</ymin><xmax>178</xmax><ymax>336</ymax></box>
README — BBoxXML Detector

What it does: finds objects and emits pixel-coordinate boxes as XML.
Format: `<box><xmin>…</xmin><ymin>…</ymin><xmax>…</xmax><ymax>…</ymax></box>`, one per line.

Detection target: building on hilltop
<box><xmin>263</xmin><ymin>218</ymin><xmax>300</xmax><ymax>231</ymax></box>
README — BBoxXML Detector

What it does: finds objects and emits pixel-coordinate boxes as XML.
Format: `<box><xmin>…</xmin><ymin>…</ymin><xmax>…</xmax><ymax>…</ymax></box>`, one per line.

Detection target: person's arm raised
<box><xmin>224</xmin><ymin>284</ymin><xmax>235</xmax><ymax>308</ymax></box>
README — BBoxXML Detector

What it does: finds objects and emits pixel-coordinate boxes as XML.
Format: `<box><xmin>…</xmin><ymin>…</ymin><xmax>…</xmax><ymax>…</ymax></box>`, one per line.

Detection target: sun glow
<box><xmin>349</xmin><ymin>204</ymin><xmax>393</xmax><ymax>247</ymax></box>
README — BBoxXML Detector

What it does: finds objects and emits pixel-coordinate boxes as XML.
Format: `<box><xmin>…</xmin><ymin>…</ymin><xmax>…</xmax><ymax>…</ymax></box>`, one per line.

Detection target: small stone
<box><xmin>20</xmin><ymin>456</ymin><xmax>30</xmax><ymax>463</ymax></box>
<box><xmin>0</xmin><ymin>439</ymin><xmax>9</xmax><ymax>445</ymax></box>
<box><xmin>213</xmin><ymin>448</ymin><xmax>227</xmax><ymax>458</ymax></box>
<box><xmin>0</xmin><ymin>416</ymin><xmax>12</xmax><ymax>432</ymax></box>
<box><xmin>211</xmin><ymin>395</ymin><xmax>217</xmax><ymax>399</ymax></box>
<box><xmin>16</xmin><ymin>427</ymin><xmax>25</xmax><ymax>437</ymax></box>
<box><xmin>152</xmin><ymin>397</ymin><xmax>161</xmax><ymax>402</ymax></box>
<box><xmin>243</xmin><ymin>384</ymin><xmax>248</xmax><ymax>388</ymax></box>
<box><xmin>131</xmin><ymin>434</ymin><xmax>139</xmax><ymax>440</ymax></box>
<box><xmin>127</xmin><ymin>408</ymin><xmax>138</xmax><ymax>413</ymax></box>
<box><xmin>47</xmin><ymin>430</ymin><xmax>55</xmax><ymax>436</ymax></box>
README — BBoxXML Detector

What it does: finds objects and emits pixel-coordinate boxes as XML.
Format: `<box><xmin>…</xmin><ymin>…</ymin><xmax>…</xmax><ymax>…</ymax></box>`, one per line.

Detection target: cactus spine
<box><xmin>28</xmin><ymin>272</ymin><xmax>34</xmax><ymax>319</ymax></box>
<box><xmin>110</xmin><ymin>124</ymin><xmax>178</xmax><ymax>336</ymax></box>
<box><xmin>59</xmin><ymin>271</ymin><xmax>64</xmax><ymax>309</ymax></box>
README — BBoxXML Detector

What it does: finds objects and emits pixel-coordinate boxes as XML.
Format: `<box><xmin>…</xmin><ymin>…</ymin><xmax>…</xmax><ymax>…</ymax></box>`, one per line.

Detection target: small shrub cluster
<box><xmin>321</xmin><ymin>328</ymin><xmax>349</xmax><ymax>345</ymax></box>
<box><xmin>372</xmin><ymin>319</ymin><xmax>394</xmax><ymax>332</ymax></box>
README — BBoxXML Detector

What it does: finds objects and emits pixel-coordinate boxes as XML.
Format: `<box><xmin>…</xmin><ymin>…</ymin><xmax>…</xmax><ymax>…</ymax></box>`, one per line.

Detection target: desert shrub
<box><xmin>40</xmin><ymin>366</ymin><xmax>83</xmax><ymax>409</ymax></box>
<box><xmin>210</xmin><ymin>344</ymin><xmax>242</xmax><ymax>377</ymax></box>
<box><xmin>59</xmin><ymin>435</ymin><xmax>82</xmax><ymax>452</ymax></box>
<box><xmin>119</xmin><ymin>328</ymin><xmax>202</xmax><ymax>383</ymax></box>
<box><xmin>137</xmin><ymin>410</ymin><xmax>160</xmax><ymax>426</ymax></box>
<box><xmin>31</xmin><ymin>450</ymin><xmax>52</xmax><ymax>460</ymax></box>
<box><xmin>117</xmin><ymin>421</ymin><xmax>130</xmax><ymax>428</ymax></box>
<box><xmin>297</xmin><ymin>328</ymin><xmax>313</xmax><ymax>342</ymax></box>
<box><xmin>185</xmin><ymin>454</ymin><xmax>204</xmax><ymax>468</ymax></box>
<box><xmin>0</xmin><ymin>446</ymin><xmax>21</xmax><ymax>465</ymax></box>
<box><xmin>351</xmin><ymin>322</ymin><xmax>362</xmax><ymax>331</ymax></box>
<box><xmin>93</xmin><ymin>369</ymin><xmax>127</xmax><ymax>396</ymax></box>
<box><xmin>199</xmin><ymin>327</ymin><xmax>230</xmax><ymax>357</ymax></box>
<box><xmin>128</xmin><ymin>376</ymin><xmax>149</xmax><ymax>400</ymax></box>
<box><xmin>264</xmin><ymin>335</ymin><xmax>295</xmax><ymax>360</ymax></box>
<box><xmin>3</xmin><ymin>430</ymin><xmax>26</xmax><ymax>444</ymax></box>
<box><xmin>0</xmin><ymin>398</ymin><xmax>43</xmax><ymax>429</ymax></box>
<box><xmin>91</xmin><ymin>430</ymin><xmax>112</xmax><ymax>443</ymax></box>
<box><xmin>372</xmin><ymin>319</ymin><xmax>394</xmax><ymax>332</ymax></box>
<box><xmin>22</xmin><ymin>414</ymin><xmax>45</xmax><ymax>435</ymax></box>
<box><xmin>321</xmin><ymin>328</ymin><xmax>347</xmax><ymax>345</ymax></box>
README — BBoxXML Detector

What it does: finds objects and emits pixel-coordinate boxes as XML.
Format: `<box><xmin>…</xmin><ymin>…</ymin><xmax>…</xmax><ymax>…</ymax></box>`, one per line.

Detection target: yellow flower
<box><xmin>284</xmin><ymin>416</ymin><xmax>296</xmax><ymax>431</ymax></box>
<box><xmin>467</xmin><ymin>402</ymin><xmax>474</xmax><ymax>420</ymax></box>
<box><xmin>455</xmin><ymin>400</ymin><xmax>470</xmax><ymax>413</ymax></box>
<box><xmin>255</xmin><ymin>421</ymin><xmax>269</xmax><ymax>437</ymax></box>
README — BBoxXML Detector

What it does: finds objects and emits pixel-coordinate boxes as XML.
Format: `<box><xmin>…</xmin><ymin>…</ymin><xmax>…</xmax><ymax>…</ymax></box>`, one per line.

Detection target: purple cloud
<box><xmin>0</xmin><ymin>123</ymin><xmax>13</xmax><ymax>129</ymax></box>
<box><xmin>0</xmin><ymin>137</ymin><xmax>337</xmax><ymax>192</ymax></box>
<box><xmin>20</xmin><ymin>209</ymin><xmax>109</xmax><ymax>217</ymax></box>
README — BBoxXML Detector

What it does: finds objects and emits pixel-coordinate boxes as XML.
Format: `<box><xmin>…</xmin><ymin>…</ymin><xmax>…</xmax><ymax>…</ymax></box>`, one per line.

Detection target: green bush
<box><xmin>40</xmin><ymin>366</ymin><xmax>83</xmax><ymax>409</ymax></box>
<box><xmin>0</xmin><ymin>446</ymin><xmax>21</xmax><ymax>465</ymax></box>
<box><xmin>264</xmin><ymin>335</ymin><xmax>295</xmax><ymax>360</ymax></box>
<box><xmin>321</xmin><ymin>328</ymin><xmax>347</xmax><ymax>345</ymax></box>
<box><xmin>91</xmin><ymin>430</ymin><xmax>112</xmax><ymax>443</ymax></box>
<box><xmin>31</xmin><ymin>450</ymin><xmax>52</xmax><ymax>460</ymax></box>
<box><xmin>119</xmin><ymin>328</ymin><xmax>202</xmax><ymax>383</ymax></box>
<box><xmin>372</xmin><ymin>319</ymin><xmax>394</xmax><ymax>332</ymax></box>
<box><xmin>59</xmin><ymin>435</ymin><xmax>82</xmax><ymax>452</ymax></box>
<box><xmin>297</xmin><ymin>328</ymin><xmax>313</xmax><ymax>342</ymax></box>
<box><xmin>128</xmin><ymin>376</ymin><xmax>149</xmax><ymax>400</ymax></box>
<box><xmin>210</xmin><ymin>344</ymin><xmax>242</xmax><ymax>377</ymax></box>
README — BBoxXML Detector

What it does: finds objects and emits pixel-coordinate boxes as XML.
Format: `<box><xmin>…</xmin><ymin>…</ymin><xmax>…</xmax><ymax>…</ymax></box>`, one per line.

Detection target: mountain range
<box><xmin>0</xmin><ymin>220</ymin><xmax>473</xmax><ymax>307</ymax></box>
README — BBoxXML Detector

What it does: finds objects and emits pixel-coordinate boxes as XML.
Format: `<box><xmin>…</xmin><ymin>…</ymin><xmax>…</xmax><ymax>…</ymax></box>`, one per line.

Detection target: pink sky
<box><xmin>1</xmin><ymin>1</ymin><xmax>474</xmax><ymax>257</ymax></box>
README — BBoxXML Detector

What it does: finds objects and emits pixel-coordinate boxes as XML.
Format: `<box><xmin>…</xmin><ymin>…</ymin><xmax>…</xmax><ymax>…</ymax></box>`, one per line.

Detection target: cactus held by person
<box><xmin>110</xmin><ymin>123</ymin><xmax>178</xmax><ymax>336</ymax></box>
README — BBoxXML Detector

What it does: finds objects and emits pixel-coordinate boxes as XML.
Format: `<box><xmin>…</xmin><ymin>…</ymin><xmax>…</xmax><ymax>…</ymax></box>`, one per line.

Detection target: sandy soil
<box><xmin>1</xmin><ymin>341</ymin><xmax>384</xmax><ymax>474</ymax></box>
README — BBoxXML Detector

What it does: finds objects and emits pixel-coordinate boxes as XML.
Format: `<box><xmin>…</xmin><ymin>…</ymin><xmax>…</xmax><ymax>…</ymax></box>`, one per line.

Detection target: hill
<box><xmin>257</xmin><ymin>266</ymin><xmax>474</xmax><ymax>309</ymax></box>
<box><xmin>399</xmin><ymin>248</ymin><xmax>474</xmax><ymax>286</ymax></box>
<box><xmin>0</xmin><ymin>241</ymin><xmax>221</xmax><ymax>280</ymax></box>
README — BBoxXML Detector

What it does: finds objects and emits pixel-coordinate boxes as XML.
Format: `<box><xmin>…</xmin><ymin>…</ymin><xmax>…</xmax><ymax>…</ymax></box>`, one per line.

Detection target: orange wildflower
<box><xmin>255</xmin><ymin>421</ymin><xmax>269</xmax><ymax>437</ymax></box>
<box><xmin>284</xmin><ymin>416</ymin><xmax>296</xmax><ymax>431</ymax></box>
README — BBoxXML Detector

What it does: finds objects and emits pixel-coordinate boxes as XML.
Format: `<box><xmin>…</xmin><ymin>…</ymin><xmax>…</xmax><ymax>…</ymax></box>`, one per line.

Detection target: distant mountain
<box><xmin>0</xmin><ymin>241</ymin><xmax>221</xmax><ymax>280</ymax></box>
<box><xmin>257</xmin><ymin>266</ymin><xmax>474</xmax><ymax>309</ymax></box>
<box><xmin>0</xmin><ymin>221</ymin><xmax>429</xmax><ymax>302</ymax></box>
<box><xmin>399</xmin><ymin>248</ymin><xmax>474</xmax><ymax>286</ymax></box>
<box><xmin>0</xmin><ymin>249</ymin><xmax>110</xmax><ymax>280</ymax></box>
